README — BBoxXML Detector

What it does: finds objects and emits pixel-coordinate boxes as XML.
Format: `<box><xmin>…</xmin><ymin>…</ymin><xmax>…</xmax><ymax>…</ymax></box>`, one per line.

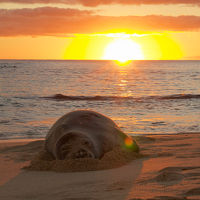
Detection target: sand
<box><xmin>25</xmin><ymin>145</ymin><xmax>141</xmax><ymax>172</ymax></box>
<box><xmin>0</xmin><ymin>133</ymin><xmax>200</xmax><ymax>200</ymax></box>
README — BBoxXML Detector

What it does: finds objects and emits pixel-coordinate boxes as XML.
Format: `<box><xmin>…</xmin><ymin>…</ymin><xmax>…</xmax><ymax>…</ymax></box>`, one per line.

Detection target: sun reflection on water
<box><xmin>114</xmin><ymin>63</ymin><xmax>133</xmax><ymax>97</ymax></box>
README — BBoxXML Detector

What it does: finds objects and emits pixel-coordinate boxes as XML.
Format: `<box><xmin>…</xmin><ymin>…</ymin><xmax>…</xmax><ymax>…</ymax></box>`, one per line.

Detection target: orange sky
<box><xmin>0</xmin><ymin>1</ymin><xmax>200</xmax><ymax>60</ymax></box>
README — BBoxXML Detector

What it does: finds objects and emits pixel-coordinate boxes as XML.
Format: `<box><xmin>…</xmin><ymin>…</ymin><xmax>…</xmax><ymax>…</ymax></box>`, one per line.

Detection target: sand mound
<box><xmin>25</xmin><ymin>146</ymin><xmax>141</xmax><ymax>172</ymax></box>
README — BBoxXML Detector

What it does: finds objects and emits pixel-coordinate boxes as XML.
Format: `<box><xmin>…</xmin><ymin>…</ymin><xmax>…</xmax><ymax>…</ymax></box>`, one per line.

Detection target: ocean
<box><xmin>0</xmin><ymin>60</ymin><xmax>200</xmax><ymax>140</ymax></box>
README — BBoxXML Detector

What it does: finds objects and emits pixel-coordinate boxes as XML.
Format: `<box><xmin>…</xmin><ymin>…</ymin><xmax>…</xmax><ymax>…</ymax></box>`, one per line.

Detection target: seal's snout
<box><xmin>71</xmin><ymin>149</ymin><xmax>95</xmax><ymax>159</ymax></box>
<box><xmin>54</xmin><ymin>131</ymin><xmax>96</xmax><ymax>160</ymax></box>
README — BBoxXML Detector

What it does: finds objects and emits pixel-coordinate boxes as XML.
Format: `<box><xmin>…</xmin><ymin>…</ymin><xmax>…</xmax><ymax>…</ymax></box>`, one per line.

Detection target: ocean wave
<box><xmin>159</xmin><ymin>94</ymin><xmax>200</xmax><ymax>100</ymax></box>
<box><xmin>43</xmin><ymin>93</ymin><xmax>200</xmax><ymax>101</ymax></box>
<box><xmin>43</xmin><ymin>94</ymin><xmax>133</xmax><ymax>101</ymax></box>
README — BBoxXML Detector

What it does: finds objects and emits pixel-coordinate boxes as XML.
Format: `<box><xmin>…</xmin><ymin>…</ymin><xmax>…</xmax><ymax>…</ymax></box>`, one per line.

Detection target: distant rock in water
<box><xmin>0</xmin><ymin>65</ymin><xmax>17</xmax><ymax>69</ymax></box>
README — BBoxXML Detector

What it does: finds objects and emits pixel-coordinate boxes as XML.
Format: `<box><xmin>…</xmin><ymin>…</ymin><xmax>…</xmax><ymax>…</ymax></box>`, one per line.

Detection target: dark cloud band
<box><xmin>1</xmin><ymin>0</ymin><xmax>200</xmax><ymax>6</ymax></box>
<box><xmin>1</xmin><ymin>7</ymin><xmax>200</xmax><ymax>36</ymax></box>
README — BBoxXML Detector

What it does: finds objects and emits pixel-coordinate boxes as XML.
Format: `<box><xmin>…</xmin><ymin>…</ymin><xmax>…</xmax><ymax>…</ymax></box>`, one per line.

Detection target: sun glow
<box><xmin>103</xmin><ymin>38</ymin><xmax>144</xmax><ymax>62</ymax></box>
<box><xmin>63</xmin><ymin>33</ymin><xmax>183</xmax><ymax>61</ymax></box>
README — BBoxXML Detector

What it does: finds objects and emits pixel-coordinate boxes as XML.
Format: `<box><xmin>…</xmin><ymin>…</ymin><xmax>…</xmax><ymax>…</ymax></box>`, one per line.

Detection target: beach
<box><xmin>0</xmin><ymin>133</ymin><xmax>199</xmax><ymax>200</ymax></box>
<box><xmin>1</xmin><ymin>0</ymin><xmax>200</xmax><ymax>198</ymax></box>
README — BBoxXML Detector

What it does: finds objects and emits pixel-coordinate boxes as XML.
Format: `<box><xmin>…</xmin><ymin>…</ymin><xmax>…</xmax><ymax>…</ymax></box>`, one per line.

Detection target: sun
<box><xmin>103</xmin><ymin>38</ymin><xmax>144</xmax><ymax>62</ymax></box>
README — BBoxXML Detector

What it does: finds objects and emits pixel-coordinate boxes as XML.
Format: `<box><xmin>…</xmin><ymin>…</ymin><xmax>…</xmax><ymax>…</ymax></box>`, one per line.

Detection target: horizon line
<box><xmin>0</xmin><ymin>59</ymin><xmax>200</xmax><ymax>61</ymax></box>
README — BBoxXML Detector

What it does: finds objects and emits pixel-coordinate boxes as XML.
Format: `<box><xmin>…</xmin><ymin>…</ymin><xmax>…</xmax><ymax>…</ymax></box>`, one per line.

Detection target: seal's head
<box><xmin>55</xmin><ymin>132</ymin><xmax>97</xmax><ymax>160</ymax></box>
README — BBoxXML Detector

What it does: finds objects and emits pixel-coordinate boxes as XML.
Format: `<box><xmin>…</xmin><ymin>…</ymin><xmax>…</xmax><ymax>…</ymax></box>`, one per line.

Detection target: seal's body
<box><xmin>45</xmin><ymin>110</ymin><xmax>139</xmax><ymax>160</ymax></box>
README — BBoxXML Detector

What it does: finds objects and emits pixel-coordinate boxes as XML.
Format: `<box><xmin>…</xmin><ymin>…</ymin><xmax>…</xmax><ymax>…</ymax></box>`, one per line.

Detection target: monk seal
<box><xmin>45</xmin><ymin>110</ymin><xmax>139</xmax><ymax>160</ymax></box>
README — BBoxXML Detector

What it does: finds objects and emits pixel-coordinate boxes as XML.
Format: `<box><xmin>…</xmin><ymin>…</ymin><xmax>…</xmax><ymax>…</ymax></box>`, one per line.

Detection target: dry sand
<box><xmin>0</xmin><ymin>133</ymin><xmax>200</xmax><ymax>200</ymax></box>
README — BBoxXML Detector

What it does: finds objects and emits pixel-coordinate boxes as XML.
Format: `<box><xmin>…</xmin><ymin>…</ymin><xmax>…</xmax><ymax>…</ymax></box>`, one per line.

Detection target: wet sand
<box><xmin>0</xmin><ymin>133</ymin><xmax>200</xmax><ymax>200</ymax></box>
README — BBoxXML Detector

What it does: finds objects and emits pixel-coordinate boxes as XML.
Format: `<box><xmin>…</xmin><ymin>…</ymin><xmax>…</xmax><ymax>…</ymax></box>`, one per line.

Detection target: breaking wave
<box><xmin>43</xmin><ymin>93</ymin><xmax>200</xmax><ymax>101</ymax></box>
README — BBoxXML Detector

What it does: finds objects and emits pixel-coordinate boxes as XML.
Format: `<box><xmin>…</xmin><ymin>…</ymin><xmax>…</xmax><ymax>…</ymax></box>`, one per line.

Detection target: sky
<box><xmin>0</xmin><ymin>0</ymin><xmax>200</xmax><ymax>60</ymax></box>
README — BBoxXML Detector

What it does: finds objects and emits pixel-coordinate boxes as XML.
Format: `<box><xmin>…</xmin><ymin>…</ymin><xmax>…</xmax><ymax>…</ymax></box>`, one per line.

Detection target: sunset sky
<box><xmin>1</xmin><ymin>1</ymin><xmax>200</xmax><ymax>60</ymax></box>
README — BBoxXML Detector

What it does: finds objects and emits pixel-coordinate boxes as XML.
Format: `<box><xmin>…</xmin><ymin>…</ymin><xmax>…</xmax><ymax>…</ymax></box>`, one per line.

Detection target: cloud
<box><xmin>71</xmin><ymin>0</ymin><xmax>200</xmax><ymax>7</ymax></box>
<box><xmin>1</xmin><ymin>0</ymin><xmax>200</xmax><ymax>6</ymax></box>
<box><xmin>1</xmin><ymin>7</ymin><xmax>200</xmax><ymax>36</ymax></box>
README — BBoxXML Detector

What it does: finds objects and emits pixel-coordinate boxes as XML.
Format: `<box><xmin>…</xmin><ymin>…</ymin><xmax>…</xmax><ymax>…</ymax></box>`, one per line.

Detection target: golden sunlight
<box><xmin>103</xmin><ymin>38</ymin><xmax>144</xmax><ymax>62</ymax></box>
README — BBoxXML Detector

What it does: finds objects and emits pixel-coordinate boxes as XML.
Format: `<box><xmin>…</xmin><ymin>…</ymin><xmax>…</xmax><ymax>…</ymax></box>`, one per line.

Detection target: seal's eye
<box><xmin>83</xmin><ymin>141</ymin><xmax>89</xmax><ymax>145</ymax></box>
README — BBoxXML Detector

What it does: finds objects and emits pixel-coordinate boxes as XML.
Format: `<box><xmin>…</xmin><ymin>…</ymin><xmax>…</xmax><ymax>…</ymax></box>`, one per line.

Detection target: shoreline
<box><xmin>0</xmin><ymin>133</ymin><xmax>200</xmax><ymax>200</ymax></box>
<box><xmin>1</xmin><ymin>131</ymin><xmax>200</xmax><ymax>141</ymax></box>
